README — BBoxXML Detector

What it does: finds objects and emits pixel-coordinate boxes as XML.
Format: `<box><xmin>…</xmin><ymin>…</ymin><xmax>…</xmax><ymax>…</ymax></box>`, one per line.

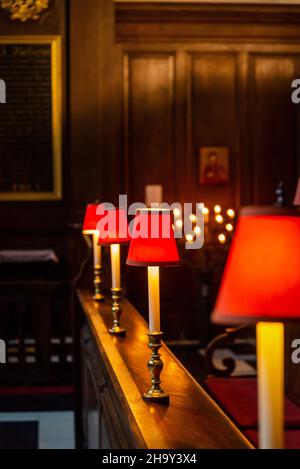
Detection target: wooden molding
<box><xmin>116</xmin><ymin>2</ymin><xmax>300</xmax><ymax>42</ymax></box>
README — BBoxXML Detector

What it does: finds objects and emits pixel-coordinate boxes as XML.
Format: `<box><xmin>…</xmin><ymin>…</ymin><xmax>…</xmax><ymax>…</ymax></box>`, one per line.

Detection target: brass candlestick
<box><xmin>109</xmin><ymin>288</ymin><xmax>126</xmax><ymax>337</ymax></box>
<box><xmin>143</xmin><ymin>332</ymin><xmax>169</xmax><ymax>405</ymax></box>
<box><xmin>93</xmin><ymin>266</ymin><xmax>105</xmax><ymax>302</ymax></box>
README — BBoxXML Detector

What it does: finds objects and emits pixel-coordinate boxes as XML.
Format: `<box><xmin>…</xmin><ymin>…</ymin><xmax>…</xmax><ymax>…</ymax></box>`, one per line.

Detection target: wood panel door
<box><xmin>124</xmin><ymin>53</ymin><xmax>176</xmax><ymax>204</ymax></box>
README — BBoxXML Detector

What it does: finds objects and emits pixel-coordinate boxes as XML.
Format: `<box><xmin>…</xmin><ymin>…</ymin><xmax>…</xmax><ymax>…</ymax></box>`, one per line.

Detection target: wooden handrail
<box><xmin>77</xmin><ymin>289</ymin><xmax>253</xmax><ymax>449</ymax></box>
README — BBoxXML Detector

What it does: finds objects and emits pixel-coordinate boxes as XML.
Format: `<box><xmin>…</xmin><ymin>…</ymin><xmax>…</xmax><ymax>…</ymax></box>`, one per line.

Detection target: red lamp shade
<box><xmin>82</xmin><ymin>203</ymin><xmax>104</xmax><ymax>234</ymax></box>
<box><xmin>294</xmin><ymin>178</ymin><xmax>300</xmax><ymax>206</ymax></box>
<box><xmin>212</xmin><ymin>207</ymin><xmax>300</xmax><ymax>325</ymax></box>
<box><xmin>127</xmin><ymin>209</ymin><xmax>180</xmax><ymax>267</ymax></box>
<box><xmin>97</xmin><ymin>208</ymin><xmax>130</xmax><ymax>245</ymax></box>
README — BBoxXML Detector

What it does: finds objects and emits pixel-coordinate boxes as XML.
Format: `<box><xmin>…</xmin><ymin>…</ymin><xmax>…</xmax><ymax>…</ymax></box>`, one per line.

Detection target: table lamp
<box><xmin>127</xmin><ymin>208</ymin><xmax>180</xmax><ymax>405</ymax></box>
<box><xmin>212</xmin><ymin>206</ymin><xmax>300</xmax><ymax>449</ymax></box>
<box><xmin>97</xmin><ymin>207</ymin><xmax>130</xmax><ymax>337</ymax></box>
<box><xmin>294</xmin><ymin>178</ymin><xmax>300</xmax><ymax>206</ymax></box>
<box><xmin>82</xmin><ymin>203</ymin><xmax>105</xmax><ymax>302</ymax></box>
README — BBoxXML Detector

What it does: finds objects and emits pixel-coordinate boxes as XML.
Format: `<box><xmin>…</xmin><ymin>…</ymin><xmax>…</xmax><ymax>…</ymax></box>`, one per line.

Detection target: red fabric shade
<box><xmin>82</xmin><ymin>203</ymin><xmax>104</xmax><ymax>234</ymax></box>
<box><xmin>127</xmin><ymin>209</ymin><xmax>180</xmax><ymax>267</ymax></box>
<box><xmin>97</xmin><ymin>208</ymin><xmax>130</xmax><ymax>245</ymax></box>
<box><xmin>212</xmin><ymin>207</ymin><xmax>300</xmax><ymax>324</ymax></box>
<box><xmin>294</xmin><ymin>178</ymin><xmax>300</xmax><ymax>206</ymax></box>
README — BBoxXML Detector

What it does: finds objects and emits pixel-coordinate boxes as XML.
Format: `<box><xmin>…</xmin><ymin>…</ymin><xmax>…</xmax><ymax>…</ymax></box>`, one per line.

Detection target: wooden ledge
<box><xmin>78</xmin><ymin>289</ymin><xmax>253</xmax><ymax>449</ymax></box>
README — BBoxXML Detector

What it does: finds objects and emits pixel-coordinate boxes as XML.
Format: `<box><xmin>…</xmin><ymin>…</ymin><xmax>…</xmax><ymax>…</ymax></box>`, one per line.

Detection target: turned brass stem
<box><xmin>93</xmin><ymin>266</ymin><xmax>105</xmax><ymax>302</ymax></box>
<box><xmin>143</xmin><ymin>332</ymin><xmax>169</xmax><ymax>405</ymax></box>
<box><xmin>109</xmin><ymin>288</ymin><xmax>126</xmax><ymax>337</ymax></box>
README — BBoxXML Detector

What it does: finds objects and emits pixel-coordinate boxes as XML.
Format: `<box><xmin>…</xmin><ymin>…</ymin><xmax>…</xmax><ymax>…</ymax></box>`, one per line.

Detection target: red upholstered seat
<box><xmin>206</xmin><ymin>377</ymin><xmax>300</xmax><ymax>429</ymax></box>
<box><xmin>245</xmin><ymin>429</ymin><xmax>300</xmax><ymax>449</ymax></box>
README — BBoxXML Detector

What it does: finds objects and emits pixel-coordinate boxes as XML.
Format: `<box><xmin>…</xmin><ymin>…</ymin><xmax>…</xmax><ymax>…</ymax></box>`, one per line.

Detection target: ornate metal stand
<box><xmin>143</xmin><ymin>332</ymin><xmax>169</xmax><ymax>405</ymax></box>
<box><xmin>93</xmin><ymin>266</ymin><xmax>105</xmax><ymax>302</ymax></box>
<box><xmin>109</xmin><ymin>288</ymin><xmax>126</xmax><ymax>337</ymax></box>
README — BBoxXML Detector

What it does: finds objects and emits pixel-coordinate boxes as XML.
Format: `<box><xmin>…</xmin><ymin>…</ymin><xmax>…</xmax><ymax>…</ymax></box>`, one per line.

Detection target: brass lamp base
<box><xmin>143</xmin><ymin>388</ymin><xmax>170</xmax><ymax>405</ymax></box>
<box><xmin>93</xmin><ymin>293</ymin><xmax>105</xmax><ymax>302</ymax></box>
<box><xmin>93</xmin><ymin>267</ymin><xmax>105</xmax><ymax>302</ymax></box>
<box><xmin>143</xmin><ymin>332</ymin><xmax>169</xmax><ymax>406</ymax></box>
<box><xmin>109</xmin><ymin>288</ymin><xmax>126</xmax><ymax>337</ymax></box>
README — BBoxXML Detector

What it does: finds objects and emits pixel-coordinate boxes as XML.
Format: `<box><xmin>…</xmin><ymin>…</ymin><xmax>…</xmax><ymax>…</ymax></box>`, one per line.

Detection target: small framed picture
<box><xmin>199</xmin><ymin>147</ymin><xmax>229</xmax><ymax>185</ymax></box>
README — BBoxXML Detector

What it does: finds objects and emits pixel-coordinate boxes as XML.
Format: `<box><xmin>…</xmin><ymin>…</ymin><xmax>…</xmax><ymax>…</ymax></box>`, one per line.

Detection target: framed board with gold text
<box><xmin>0</xmin><ymin>36</ymin><xmax>62</xmax><ymax>201</ymax></box>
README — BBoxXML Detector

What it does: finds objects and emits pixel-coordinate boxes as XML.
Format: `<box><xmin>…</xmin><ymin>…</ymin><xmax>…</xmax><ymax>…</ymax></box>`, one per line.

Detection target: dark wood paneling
<box><xmin>189</xmin><ymin>53</ymin><xmax>238</xmax><ymax>207</ymax></box>
<box><xmin>250</xmin><ymin>54</ymin><xmax>299</xmax><ymax>204</ymax></box>
<box><xmin>70</xmin><ymin>0</ymin><xmax>124</xmax><ymax>217</ymax></box>
<box><xmin>124</xmin><ymin>53</ymin><xmax>175</xmax><ymax>203</ymax></box>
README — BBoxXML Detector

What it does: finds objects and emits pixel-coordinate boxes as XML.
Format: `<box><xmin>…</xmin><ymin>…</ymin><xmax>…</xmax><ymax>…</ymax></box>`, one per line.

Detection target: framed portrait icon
<box><xmin>199</xmin><ymin>146</ymin><xmax>229</xmax><ymax>186</ymax></box>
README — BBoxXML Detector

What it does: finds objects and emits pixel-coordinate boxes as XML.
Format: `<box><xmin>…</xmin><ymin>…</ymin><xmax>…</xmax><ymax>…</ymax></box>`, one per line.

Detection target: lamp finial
<box><xmin>274</xmin><ymin>181</ymin><xmax>287</xmax><ymax>207</ymax></box>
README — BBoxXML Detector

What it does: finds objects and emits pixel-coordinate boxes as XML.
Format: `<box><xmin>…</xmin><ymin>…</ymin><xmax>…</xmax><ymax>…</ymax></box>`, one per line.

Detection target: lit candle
<box><xmin>186</xmin><ymin>234</ymin><xmax>194</xmax><ymax>243</ymax></box>
<box><xmin>218</xmin><ymin>234</ymin><xmax>226</xmax><ymax>244</ymax></box>
<box><xmin>148</xmin><ymin>266</ymin><xmax>160</xmax><ymax>333</ymax></box>
<box><xmin>214</xmin><ymin>205</ymin><xmax>222</xmax><ymax>214</ymax></box>
<box><xmin>175</xmin><ymin>219</ymin><xmax>183</xmax><ymax>229</ymax></box>
<box><xmin>215</xmin><ymin>215</ymin><xmax>224</xmax><ymax>224</ymax></box>
<box><xmin>225</xmin><ymin>223</ymin><xmax>234</xmax><ymax>232</ymax></box>
<box><xmin>257</xmin><ymin>322</ymin><xmax>284</xmax><ymax>449</ymax></box>
<box><xmin>111</xmin><ymin>244</ymin><xmax>121</xmax><ymax>289</ymax></box>
<box><xmin>202</xmin><ymin>206</ymin><xmax>210</xmax><ymax>224</ymax></box>
<box><xmin>93</xmin><ymin>231</ymin><xmax>102</xmax><ymax>269</ymax></box>
<box><xmin>227</xmin><ymin>209</ymin><xmax>235</xmax><ymax>219</ymax></box>
<box><xmin>173</xmin><ymin>208</ymin><xmax>181</xmax><ymax>218</ymax></box>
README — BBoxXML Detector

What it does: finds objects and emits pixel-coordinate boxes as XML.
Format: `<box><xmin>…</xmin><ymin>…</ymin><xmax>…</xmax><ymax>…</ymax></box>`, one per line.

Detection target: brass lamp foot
<box><xmin>143</xmin><ymin>332</ymin><xmax>169</xmax><ymax>406</ymax></box>
<box><xmin>109</xmin><ymin>288</ymin><xmax>126</xmax><ymax>337</ymax></box>
<box><xmin>93</xmin><ymin>267</ymin><xmax>105</xmax><ymax>302</ymax></box>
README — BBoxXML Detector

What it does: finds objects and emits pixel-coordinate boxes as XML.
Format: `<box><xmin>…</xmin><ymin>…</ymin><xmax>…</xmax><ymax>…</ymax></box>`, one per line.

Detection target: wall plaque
<box><xmin>0</xmin><ymin>36</ymin><xmax>62</xmax><ymax>201</ymax></box>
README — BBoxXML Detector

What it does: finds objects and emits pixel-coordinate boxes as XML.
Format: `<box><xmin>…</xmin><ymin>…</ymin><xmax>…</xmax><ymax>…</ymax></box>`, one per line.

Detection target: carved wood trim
<box><xmin>116</xmin><ymin>2</ymin><xmax>300</xmax><ymax>43</ymax></box>
<box><xmin>205</xmin><ymin>325</ymin><xmax>254</xmax><ymax>377</ymax></box>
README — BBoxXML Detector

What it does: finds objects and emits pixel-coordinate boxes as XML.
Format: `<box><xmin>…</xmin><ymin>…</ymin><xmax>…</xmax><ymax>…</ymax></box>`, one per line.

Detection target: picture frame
<box><xmin>199</xmin><ymin>146</ymin><xmax>229</xmax><ymax>186</ymax></box>
<box><xmin>0</xmin><ymin>36</ymin><xmax>62</xmax><ymax>201</ymax></box>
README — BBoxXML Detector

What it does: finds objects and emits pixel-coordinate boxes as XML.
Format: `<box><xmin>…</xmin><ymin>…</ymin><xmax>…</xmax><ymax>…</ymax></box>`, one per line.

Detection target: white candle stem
<box><xmin>257</xmin><ymin>322</ymin><xmax>284</xmax><ymax>449</ymax></box>
<box><xmin>148</xmin><ymin>266</ymin><xmax>161</xmax><ymax>333</ymax></box>
<box><xmin>93</xmin><ymin>232</ymin><xmax>102</xmax><ymax>269</ymax></box>
<box><xmin>111</xmin><ymin>244</ymin><xmax>121</xmax><ymax>290</ymax></box>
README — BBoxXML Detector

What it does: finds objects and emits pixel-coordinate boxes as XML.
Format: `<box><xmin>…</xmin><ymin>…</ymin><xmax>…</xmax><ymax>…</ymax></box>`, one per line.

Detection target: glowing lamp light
<box><xmin>225</xmin><ymin>223</ymin><xmax>234</xmax><ymax>232</ymax></box>
<box><xmin>214</xmin><ymin>205</ymin><xmax>222</xmax><ymax>214</ymax></box>
<box><xmin>212</xmin><ymin>206</ymin><xmax>300</xmax><ymax>449</ymax></box>
<box><xmin>218</xmin><ymin>234</ymin><xmax>226</xmax><ymax>244</ymax></box>
<box><xmin>194</xmin><ymin>226</ymin><xmax>202</xmax><ymax>236</ymax></box>
<box><xmin>173</xmin><ymin>208</ymin><xmax>181</xmax><ymax>218</ymax></box>
<box><xmin>186</xmin><ymin>233</ymin><xmax>194</xmax><ymax>243</ymax></box>
<box><xmin>215</xmin><ymin>215</ymin><xmax>224</xmax><ymax>224</ymax></box>
<box><xmin>202</xmin><ymin>206</ymin><xmax>210</xmax><ymax>223</ymax></box>
<box><xmin>227</xmin><ymin>209</ymin><xmax>236</xmax><ymax>219</ymax></box>
<box><xmin>82</xmin><ymin>203</ymin><xmax>102</xmax><ymax>235</ymax></box>
<box><xmin>175</xmin><ymin>219</ymin><xmax>183</xmax><ymax>229</ymax></box>
<box><xmin>189</xmin><ymin>214</ymin><xmax>197</xmax><ymax>223</ymax></box>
